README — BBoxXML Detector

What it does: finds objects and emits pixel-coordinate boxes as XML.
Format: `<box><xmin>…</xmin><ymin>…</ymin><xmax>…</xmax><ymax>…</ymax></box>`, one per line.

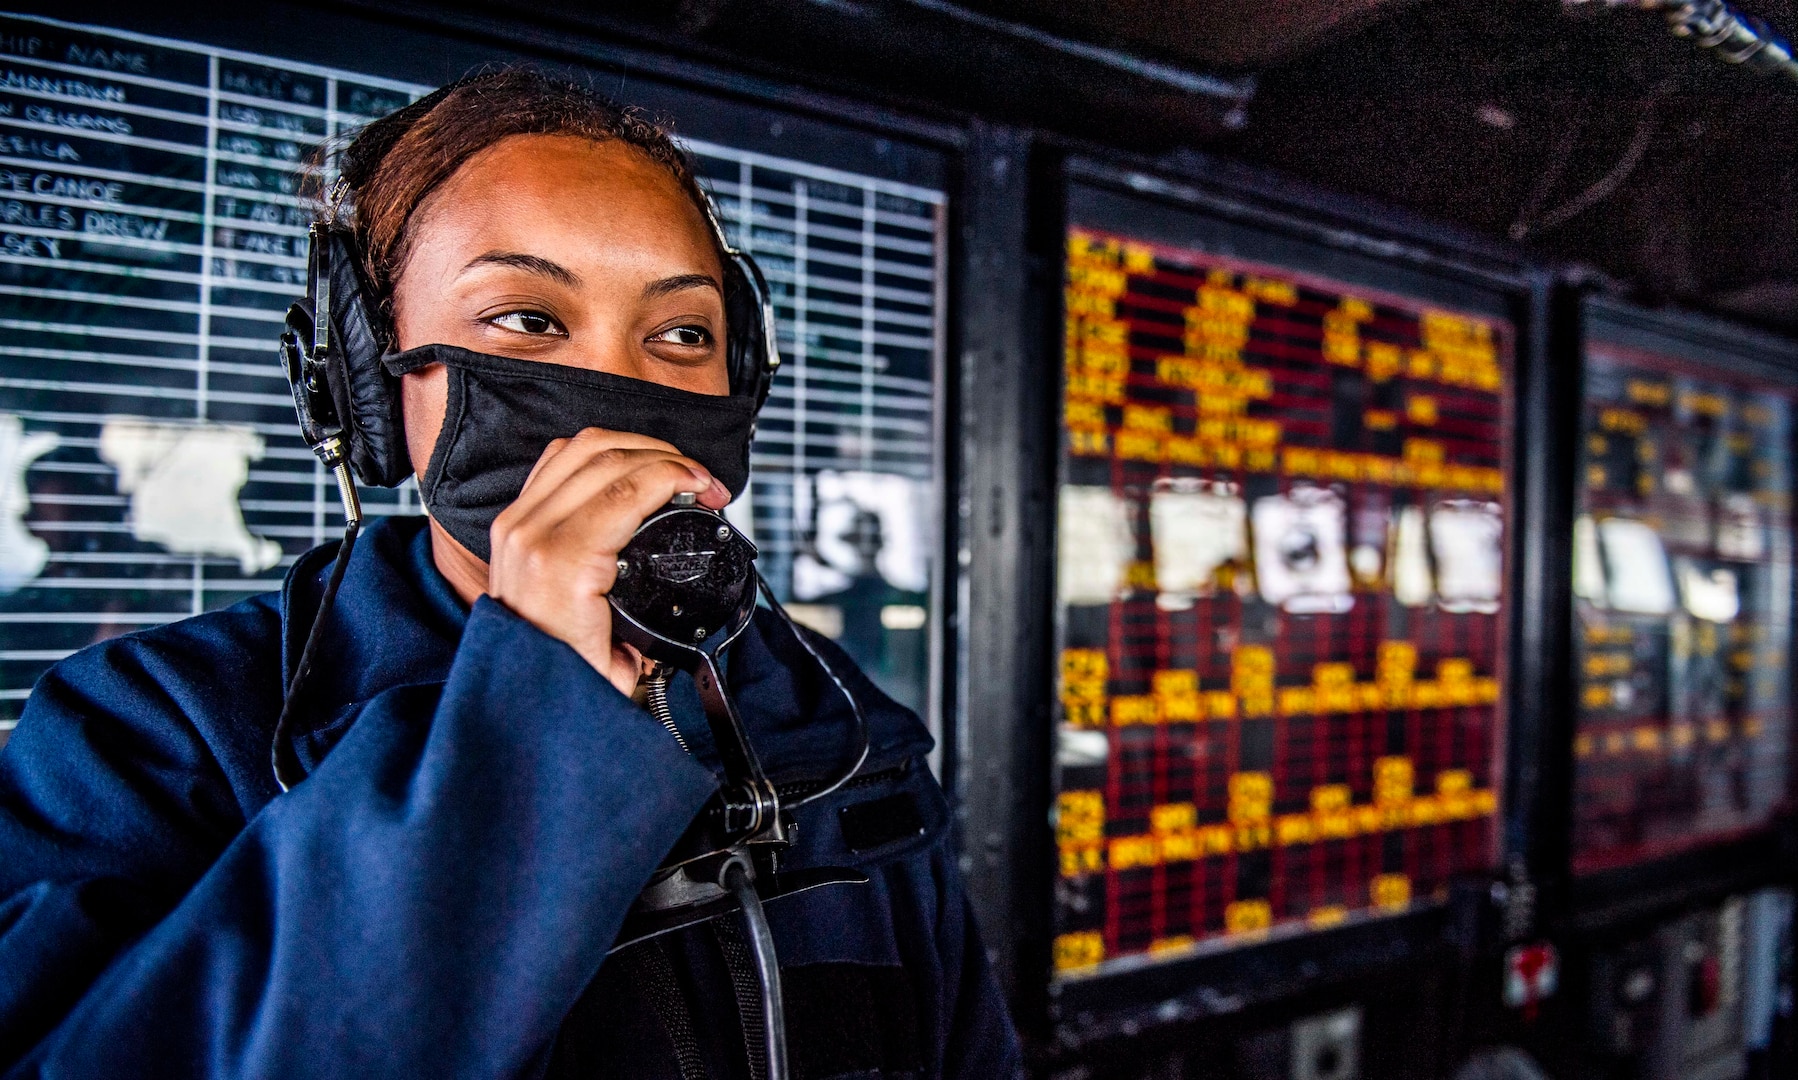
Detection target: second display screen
<box><xmin>1570</xmin><ymin>332</ymin><xmax>1795</xmax><ymax>874</ymax></box>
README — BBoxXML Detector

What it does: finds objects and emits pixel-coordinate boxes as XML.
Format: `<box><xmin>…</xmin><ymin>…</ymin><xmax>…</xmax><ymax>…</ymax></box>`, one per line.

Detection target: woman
<box><xmin>0</xmin><ymin>69</ymin><xmax>1019</xmax><ymax>1079</ymax></box>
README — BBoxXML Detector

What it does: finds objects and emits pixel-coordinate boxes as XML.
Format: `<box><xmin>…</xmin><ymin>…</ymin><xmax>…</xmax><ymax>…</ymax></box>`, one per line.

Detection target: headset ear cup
<box><xmin>324</xmin><ymin>228</ymin><xmax>412</xmax><ymax>487</ymax></box>
<box><xmin>723</xmin><ymin>257</ymin><xmax>774</xmax><ymax>411</ymax></box>
<box><xmin>723</xmin><ymin>260</ymin><xmax>754</xmax><ymax>398</ymax></box>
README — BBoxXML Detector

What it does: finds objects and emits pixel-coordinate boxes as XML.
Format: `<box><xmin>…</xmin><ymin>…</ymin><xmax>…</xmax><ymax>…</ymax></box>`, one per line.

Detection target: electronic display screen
<box><xmin>1052</xmin><ymin>217</ymin><xmax>1510</xmax><ymax>979</ymax></box>
<box><xmin>0</xmin><ymin>11</ymin><xmax>947</xmax><ymax>742</ymax></box>
<box><xmin>1570</xmin><ymin>335</ymin><xmax>1794</xmax><ymax>874</ymax></box>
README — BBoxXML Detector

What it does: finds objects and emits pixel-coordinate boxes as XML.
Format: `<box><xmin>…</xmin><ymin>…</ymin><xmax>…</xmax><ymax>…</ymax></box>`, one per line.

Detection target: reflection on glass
<box><xmin>790</xmin><ymin>470</ymin><xmax>933</xmax><ymax>713</ymax></box>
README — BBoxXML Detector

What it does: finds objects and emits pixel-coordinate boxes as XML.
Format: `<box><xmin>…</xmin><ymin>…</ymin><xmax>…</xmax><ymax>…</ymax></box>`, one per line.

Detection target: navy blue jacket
<box><xmin>0</xmin><ymin>516</ymin><xmax>1020</xmax><ymax>1078</ymax></box>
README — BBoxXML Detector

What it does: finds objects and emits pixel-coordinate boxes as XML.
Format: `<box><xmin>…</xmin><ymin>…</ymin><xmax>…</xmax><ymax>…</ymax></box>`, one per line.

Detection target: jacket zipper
<box><xmin>775</xmin><ymin>761</ymin><xmax>910</xmax><ymax>803</ymax></box>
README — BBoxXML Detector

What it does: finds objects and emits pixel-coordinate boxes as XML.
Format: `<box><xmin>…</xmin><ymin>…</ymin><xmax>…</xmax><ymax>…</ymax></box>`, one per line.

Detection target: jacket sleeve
<box><xmin>931</xmin><ymin>847</ymin><xmax>1025</xmax><ymax>1079</ymax></box>
<box><xmin>0</xmin><ymin>597</ymin><xmax>718</xmax><ymax>1078</ymax></box>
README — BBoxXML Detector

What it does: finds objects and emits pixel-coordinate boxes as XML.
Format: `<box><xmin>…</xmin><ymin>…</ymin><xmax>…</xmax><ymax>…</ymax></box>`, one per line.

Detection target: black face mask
<box><xmin>382</xmin><ymin>344</ymin><xmax>756</xmax><ymax>562</ymax></box>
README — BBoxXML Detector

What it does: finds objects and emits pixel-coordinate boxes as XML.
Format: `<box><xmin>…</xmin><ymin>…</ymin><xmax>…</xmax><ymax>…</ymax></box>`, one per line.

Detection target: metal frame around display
<box><xmin>959</xmin><ymin>146</ymin><xmax>1552</xmax><ymax>1057</ymax></box>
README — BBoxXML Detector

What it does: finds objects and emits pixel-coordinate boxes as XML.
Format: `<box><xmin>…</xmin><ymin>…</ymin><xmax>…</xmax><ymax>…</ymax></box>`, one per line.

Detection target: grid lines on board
<box><xmin>1052</xmin><ymin>227</ymin><xmax>1509</xmax><ymax>979</ymax></box>
<box><xmin>0</xmin><ymin>12</ymin><xmax>947</xmax><ymax>728</ymax></box>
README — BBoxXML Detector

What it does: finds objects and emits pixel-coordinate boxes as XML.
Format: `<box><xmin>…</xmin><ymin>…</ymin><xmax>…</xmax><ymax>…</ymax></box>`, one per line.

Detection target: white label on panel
<box><xmin>1059</xmin><ymin>485</ymin><xmax>1134</xmax><ymax>607</ymax></box>
<box><xmin>1391</xmin><ymin>505</ymin><xmax>1433</xmax><ymax>608</ymax></box>
<box><xmin>1148</xmin><ymin>480</ymin><xmax>1246</xmax><ymax>607</ymax></box>
<box><xmin>1430</xmin><ymin>500</ymin><xmax>1504</xmax><ymax>614</ymax></box>
<box><xmin>1573</xmin><ymin>514</ymin><xmax>1608</xmax><ymax>605</ymax></box>
<box><xmin>1717</xmin><ymin>493</ymin><xmax>1766</xmax><ymax>561</ymax></box>
<box><xmin>1252</xmin><ymin>486</ymin><xmax>1352</xmax><ymax>614</ymax></box>
<box><xmin>1676</xmin><ymin>559</ymin><xmax>1740</xmax><ymax>624</ymax></box>
<box><xmin>1598</xmin><ymin>517</ymin><xmax>1676</xmax><ymax>615</ymax></box>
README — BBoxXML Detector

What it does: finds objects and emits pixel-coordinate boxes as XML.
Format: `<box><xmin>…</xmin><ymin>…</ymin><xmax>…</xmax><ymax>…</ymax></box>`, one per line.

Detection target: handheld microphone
<box><xmin>607</xmin><ymin>494</ymin><xmax>872</xmax><ymax>1080</ymax></box>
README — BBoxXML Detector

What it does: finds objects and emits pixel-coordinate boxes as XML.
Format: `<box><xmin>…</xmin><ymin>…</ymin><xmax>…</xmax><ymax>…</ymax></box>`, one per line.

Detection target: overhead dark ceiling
<box><xmin>442</xmin><ymin>0</ymin><xmax>1798</xmax><ymax>331</ymax></box>
<box><xmin>1215</xmin><ymin>0</ymin><xmax>1798</xmax><ymax>331</ymax></box>
<box><xmin>961</xmin><ymin>0</ymin><xmax>1417</xmax><ymax>69</ymax></box>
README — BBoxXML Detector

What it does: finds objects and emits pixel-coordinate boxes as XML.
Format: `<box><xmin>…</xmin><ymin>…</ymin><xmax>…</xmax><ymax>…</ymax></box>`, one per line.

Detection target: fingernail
<box><xmin>689</xmin><ymin>466</ymin><xmax>712</xmax><ymax>487</ymax></box>
<box><xmin>709</xmin><ymin>478</ymin><xmax>729</xmax><ymax>501</ymax></box>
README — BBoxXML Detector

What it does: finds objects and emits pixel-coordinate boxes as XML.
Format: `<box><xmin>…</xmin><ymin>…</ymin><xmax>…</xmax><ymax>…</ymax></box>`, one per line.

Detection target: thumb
<box><xmin>605</xmin><ymin>638</ymin><xmax>645</xmax><ymax>699</ymax></box>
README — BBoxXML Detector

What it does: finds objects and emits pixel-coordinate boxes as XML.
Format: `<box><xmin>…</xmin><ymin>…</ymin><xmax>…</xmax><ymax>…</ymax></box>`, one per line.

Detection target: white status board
<box><xmin>0</xmin><ymin>12</ymin><xmax>948</xmax><ymax>734</ymax></box>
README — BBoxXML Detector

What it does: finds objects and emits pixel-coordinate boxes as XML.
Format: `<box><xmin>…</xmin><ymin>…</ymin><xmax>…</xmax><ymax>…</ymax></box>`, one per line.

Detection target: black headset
<box><xmin>273</xmin><ymin>79</ymin><xmax>784</xmax><ymax>790</ymax></box>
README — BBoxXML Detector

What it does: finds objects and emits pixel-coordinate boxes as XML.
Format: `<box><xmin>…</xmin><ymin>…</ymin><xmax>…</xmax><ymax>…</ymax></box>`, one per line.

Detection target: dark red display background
<box><xmin>1053</xmin><ymin>227</ymin><xmax>1511</xmax><ymax>977</ymax></box>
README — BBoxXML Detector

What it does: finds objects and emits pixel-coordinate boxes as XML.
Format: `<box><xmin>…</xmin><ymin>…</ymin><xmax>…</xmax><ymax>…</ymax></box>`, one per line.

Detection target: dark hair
<box><xmin>325</xmin><ymin>68</ymin><xmax>723</xmax><ymax>332</ymax></box>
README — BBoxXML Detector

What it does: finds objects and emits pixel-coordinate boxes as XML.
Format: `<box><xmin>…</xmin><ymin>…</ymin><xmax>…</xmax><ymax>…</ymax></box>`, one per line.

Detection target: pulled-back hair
<box><xmin>323</xmin><ymin>68</ymin><xmax>722</xmax><ymax>335</ymax></box>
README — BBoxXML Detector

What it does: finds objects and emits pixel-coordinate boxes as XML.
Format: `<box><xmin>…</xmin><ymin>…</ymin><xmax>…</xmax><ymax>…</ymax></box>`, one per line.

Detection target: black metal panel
<box><xmin>1585</xmin><ymin>297</ymin><xmax>1798</xmax><ymax>390</ymax></box>
<box><xmin>387</xmin><ymin>0</ymin><xmax>1255</xmax><ymax>154</ymax></box>
<box><xmin>951</xmin><ymin>121</ymin><xmax>1058</xmax><ymax>1014</ymax></box>
<box><xmin>1047</xmin><ymin>947</ymin><xmax>1468</xmax><ymax>1080</ymax></box>
<box><xmin>1064</xmin><ymin>153</ymin><xmax>1532</xmax><ymax>297</ymax></box>
<box><xmin>1501</xmin><ymin>278</ymin><xmax>1583</xmax><ymax>933</ymax></box>
<box><xmin>1052</xmin><ymin>903</ymin><xmax>1456</xmax><ymax>1040</ymax></box>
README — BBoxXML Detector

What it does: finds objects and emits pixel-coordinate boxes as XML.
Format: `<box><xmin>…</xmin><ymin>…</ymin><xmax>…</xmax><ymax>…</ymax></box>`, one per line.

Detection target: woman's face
<box><xmin>391</xmin><ymin>133</ymin><xmax>730</xmax><ymax>476</ymax></box>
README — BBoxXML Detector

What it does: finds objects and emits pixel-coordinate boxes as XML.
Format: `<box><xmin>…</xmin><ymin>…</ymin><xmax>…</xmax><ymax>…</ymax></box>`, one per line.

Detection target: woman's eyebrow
<box><xmin>462</xmin><ymin>251</ymin><xmax>581</xmax><ymax>287</ymax></box>
<box><xmin>642</xmin><ymin>273</ymin><xmax>722</xmax><ymax>301</ymax></box>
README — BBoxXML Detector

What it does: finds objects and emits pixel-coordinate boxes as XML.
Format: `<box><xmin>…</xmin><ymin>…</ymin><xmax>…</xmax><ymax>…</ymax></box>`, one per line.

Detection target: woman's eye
<box><xmin>490</xmin><ymin>311</ymin><xmax>565</xmax><ymax>336</ymax></box>
<box><xmin>651</xmin><ymin>325</ymin><xmax>712</xmax><ymax>348</ymax></box>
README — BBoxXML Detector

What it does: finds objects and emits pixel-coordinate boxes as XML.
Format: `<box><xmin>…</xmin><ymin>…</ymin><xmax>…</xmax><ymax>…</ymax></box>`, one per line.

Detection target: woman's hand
<box><xmin>486</xmin><ymin>428</ymin><xmax>731</xmax><ymax>695</ymax></box>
